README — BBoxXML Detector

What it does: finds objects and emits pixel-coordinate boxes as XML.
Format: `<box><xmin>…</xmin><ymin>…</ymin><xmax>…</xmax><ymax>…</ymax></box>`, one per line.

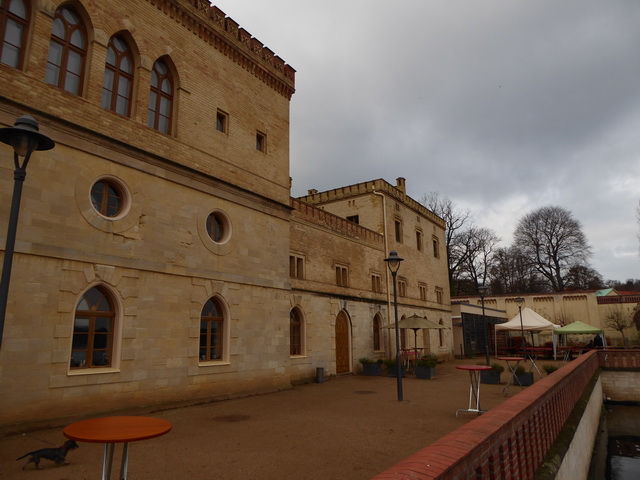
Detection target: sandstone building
<box><xmin>0</xmin><ymin>0</ymin><xmax>451</xmax><ymax>428</ymax></box>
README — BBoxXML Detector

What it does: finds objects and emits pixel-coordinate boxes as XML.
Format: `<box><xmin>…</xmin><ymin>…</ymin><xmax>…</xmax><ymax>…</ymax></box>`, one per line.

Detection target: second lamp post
<box><xmin>384</xmin><ymin>250</ymin><xmax>404</xmax><ymax>401</ymax></box>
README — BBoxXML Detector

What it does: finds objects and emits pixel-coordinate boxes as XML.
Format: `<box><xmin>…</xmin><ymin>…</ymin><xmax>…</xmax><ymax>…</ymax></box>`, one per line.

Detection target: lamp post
<box><xmin>384</xmin><ymin>250</ymin><xmax>404</xmax><ymax>401</ymax></box>
<box><xmin>515</xmin><ymin>297</ymin><xmax>525</xmax><ymax>358</ymax></box>
<box><xmin>0</xmin><ymin>116</ymin><xmax>55</xmax><ymax>347</ymax></box>
<box><xmin>478</xmin><ymin>284</ymin><xmax>489</xmax><ymax>365</ymax></box>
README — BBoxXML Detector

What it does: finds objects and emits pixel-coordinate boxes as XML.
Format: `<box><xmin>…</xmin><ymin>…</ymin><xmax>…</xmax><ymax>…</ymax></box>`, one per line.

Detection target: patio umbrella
<box><xmin>387</xmin><ymin>314</ymin><xmax>446</xmax><ymax>361</ymax></box>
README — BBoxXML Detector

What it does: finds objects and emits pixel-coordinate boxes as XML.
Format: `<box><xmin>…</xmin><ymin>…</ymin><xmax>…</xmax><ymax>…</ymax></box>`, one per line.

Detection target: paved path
<box><xmin>1</xmin><ymin>358</ymin><xmax>550</xmax><ymax>479</ymax></box>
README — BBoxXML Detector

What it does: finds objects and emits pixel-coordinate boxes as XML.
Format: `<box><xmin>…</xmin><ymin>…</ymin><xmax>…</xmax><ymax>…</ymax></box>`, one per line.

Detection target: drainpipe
<box><xmin>373</xmin><ymin>189</ymin><xmax>391</xmax><ymax>355</ymax></box>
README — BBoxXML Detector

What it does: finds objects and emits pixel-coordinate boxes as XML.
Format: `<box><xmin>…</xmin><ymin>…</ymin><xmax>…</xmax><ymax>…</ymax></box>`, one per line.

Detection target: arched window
<box><xmin>200</xmin><ymin>297</ymin><xmax>224</xmax><ymax>361</ymax></box>
<box><xmin>71</xmin><ymin>286</ymin><xmax>115</xmax><ymax>369</ymax></box>
<box><xmin>373</xmin><ymin>313</ymin><xmax>382</xmax><ymax>351</ymax></box>
<box><xmin>101</xmin><ymin>35</ymin><xmax>133</xmax><ymax>116</ymax></box>
<box><xmin>0</xmin><ymin>0</ymin><xmax>29</xmax><ymax>68</ymax></box>
<box><xmin>45</xmin><ymin>6</ymin><xmax>86</xmax><ymax>94</ymax></box>
<box><xmin>148</xmin><ymin>58</ymin><xmax>173</xmax><ymax>133</ymax></box>
<box><xmin>438</xmin><ymin>319</ymin><xmax>444</xmax><ymax>347</ymax></box>
<box><xmin>290</xmin><ymin>307</ymin><xmax>304</xmax><ymax>356</ymax></box>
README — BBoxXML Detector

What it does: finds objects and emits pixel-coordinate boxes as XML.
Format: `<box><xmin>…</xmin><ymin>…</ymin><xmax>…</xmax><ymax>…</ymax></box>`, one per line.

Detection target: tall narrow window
<box><xmin>416</xmin><ymin>229</ymin><xmax>423</xmax><ymax>251</ymax></box>
<box><xmin>336</xmin><ymin>264</ymin><xmax>348</xmax><ymax>287</ymax></box>
<box><xmin>438</xmin><ymin>319</ymin><xmax>444</xmax><ymax>347</ymax></box>
<box><xmin>0</xmin><ymin>0</ymin><xmax>29</xmax><ymax>68</ymax></box>
<box><xmin>290</xmin><ymin>307</ymin><xmax>303</xmax><ymax>356</ymax></box>
<box><xmin>256</xmin><ymin>131</ymin><xmax>266</xmax><ymax>152</ymax></box>
<box><xmin>419</xmin><ymin>283</ymin><xmax>427</xmax><ymax>301</ymax></box>
<box><xmin>148</xmin><ymin>59</ymin><xmax>173</xmax><ymax>133</ymax></box>
<box><xmin>432</xmin><ymin>236</ymin><xmax>440</xmax><ymax>258</ymax></box>
<box><xmin>45</xmin><ymin>6</ymin><xmax>86</xmax><ymax>94</ymax></box>
<box><xmin>71</xmin><ymin>286</ymin><xmax>115</xmax><ymax>369</ymax></box>
<box><xmin>371</xmin><ymin>273</ymin><xmax>382</xmax><ymax>293</ymax></box>
<box><xmin>435</xmin><ymin>287</ymin><xmax>443</xmax><ymax>304</ymax></box>
<box><xmin>394</xmin><ymin>219</ymin><xmax>403</xmax><ymax>243</ymax></box>
<box><xmin>216</xmin><ymin>110</ymin><xmax>228</xmax><ymax>133</ymax></box>
<box><xmin>102</xmin><ymin>35</ymin><xmax>133</xmax><ymax>116</ymax></box>
<box><xmin>289</xmin><ymin>255</ymin><xmax>304</xmax><ymax>279</ymax></box>
<box><xmin>373</xmin><ymin>313</ymin><xmax>382</xmax><ymax>351</ymax></box>
<box><xmin>398</xmin><ymin>278</ymin><xmax>407</xmax><ymax>297</ymax></box>
<box><xmin>200</xmin><ymin>297</ymin><xmax>224</xmax><ymax>361</ymax></box>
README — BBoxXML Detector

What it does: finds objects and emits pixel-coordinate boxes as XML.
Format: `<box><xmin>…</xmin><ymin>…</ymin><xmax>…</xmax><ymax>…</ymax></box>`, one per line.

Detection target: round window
<box><xmin>206</xmin><ymin>211</ymin><xmax>230</xmax><ymax>244</ymax></box>
<box><xmin>90</xmin><ymin>179</ymin><xmax>124</xmax><ymax>218</ymax></box>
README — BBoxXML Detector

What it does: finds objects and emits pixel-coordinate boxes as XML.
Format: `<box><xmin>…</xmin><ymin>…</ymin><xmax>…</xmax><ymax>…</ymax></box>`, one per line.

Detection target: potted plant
<box><xmin>513</xmin><ymin>365</ymin><xmax>534</xmax><ymax>386</ymax></box>
<box><xmin>480</xmin><ymin>363</ymin><xmax>504</xmax><ymax>385</ymax></box>
<box><xmin>542</xmin><ymin>364</ymin><xmax>558</xmax><ymax>376</ymax></box>
<box><xmin>415</xmin><ymin>355</ymin><xmax>437</xmax><ymax>379</ymax></box>
<box><xmin>359</xmin><ymin>357</ymin><xmax>382</xmax><ymax>376</ymax></box>
<box><xmin>384</xmin><ymin>358</ymin><xmax>405</xmax><ymax>377</ymax></box>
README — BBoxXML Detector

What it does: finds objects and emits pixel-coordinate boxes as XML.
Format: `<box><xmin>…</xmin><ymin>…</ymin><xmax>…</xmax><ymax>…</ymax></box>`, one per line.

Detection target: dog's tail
<box><xmin>15</xmin><ymin>452</ymin><xmax>32</xmax><ymax>461</ymax></box>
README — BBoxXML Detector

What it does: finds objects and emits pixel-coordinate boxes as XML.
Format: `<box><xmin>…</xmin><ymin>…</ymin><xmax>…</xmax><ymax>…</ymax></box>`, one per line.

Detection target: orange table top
<box><xmin>64</xmin><ymin>416</ymin><xmax>172</xmax><ymax>444</ymax></box>
<box><xmin>498</xmin><ymin>357</ymin><xmax>525</xmax><ymax>361</ymax></box>
<box><xmin>456</xmin><ymin>365</ymin><xmax>492</xmax><ymax>371</ymax></box>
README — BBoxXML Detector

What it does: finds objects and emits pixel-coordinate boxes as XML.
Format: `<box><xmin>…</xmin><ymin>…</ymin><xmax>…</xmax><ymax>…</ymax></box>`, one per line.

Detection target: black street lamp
<box><xmin>0</xmin><ymin>116</ymin><xmax>55</xmax><ymax>347</ymax></box>
<box><xmin>384</xmin><ymin>250</ymin><xmax>404</xmax><ymax>401</ymax></box>
<box><xmin>478</xmin><ymin>284</ymin><xmax>489</xmax><ymax>365</ymax></box>
<box><xmin>515</xmin><ymin>297</ymin><xmax>525</xmax><ymax>358</ymax></box>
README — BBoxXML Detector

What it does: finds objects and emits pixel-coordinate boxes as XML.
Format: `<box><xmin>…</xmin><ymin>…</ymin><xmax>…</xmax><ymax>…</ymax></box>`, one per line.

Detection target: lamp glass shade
<box><xmin>515</xmin><ymin>297</ymin><xmax>524</xmax><ymax>307</ymax></box>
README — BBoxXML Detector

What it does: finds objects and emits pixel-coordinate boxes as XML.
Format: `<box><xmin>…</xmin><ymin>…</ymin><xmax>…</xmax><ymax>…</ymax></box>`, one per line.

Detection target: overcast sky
<box><xmin>215</xmin><ymin>0</ymin><xmax>640</xmax><ymax>283</ymax></box>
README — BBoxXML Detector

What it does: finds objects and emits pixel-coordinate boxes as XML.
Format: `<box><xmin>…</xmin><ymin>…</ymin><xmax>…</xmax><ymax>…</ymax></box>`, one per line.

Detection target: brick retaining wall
<box><xmin>371</xmin><ymin>351</ymin><xmax>616</xmax><ymax>479</ymax></box>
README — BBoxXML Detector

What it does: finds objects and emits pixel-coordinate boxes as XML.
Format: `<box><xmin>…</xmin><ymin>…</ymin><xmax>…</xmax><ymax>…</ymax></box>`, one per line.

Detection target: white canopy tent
<box><xmin>494</xmin><ymin>308</ymin><xmax>559</xmax><ymax>355</ymax></box>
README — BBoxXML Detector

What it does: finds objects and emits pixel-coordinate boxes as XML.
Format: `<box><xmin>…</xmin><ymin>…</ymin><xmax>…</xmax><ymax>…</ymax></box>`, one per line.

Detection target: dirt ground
<box><xmin>0</xmin><ymin>358</ymin><xmax>555</xmax><ymax>480</ymax></box>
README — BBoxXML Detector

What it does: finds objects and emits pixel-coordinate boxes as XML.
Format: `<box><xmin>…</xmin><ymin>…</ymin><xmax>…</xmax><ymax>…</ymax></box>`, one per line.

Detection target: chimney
<box><xmin>396</xmin><ymin>177</ymin><xmax>406</xmax><ymax>194</ymax></box>
<box><xmin>307</xmin><ymin>189</ymin><xmax>318</xmax><ymax>195</ymax></box>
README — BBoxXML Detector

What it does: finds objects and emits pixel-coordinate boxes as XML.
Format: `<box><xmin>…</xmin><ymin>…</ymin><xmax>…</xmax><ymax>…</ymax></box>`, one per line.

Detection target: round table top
<box><xmin>64</xmin><ymin>416</ymin><xmax>172</xmax><ymax>444</ymax></box>
<box><xmin>456</xmin><ymin>365</ymin><xmax>492</xmax><ymax>371</ymax></box>
<box><xmin>498</xmin><ymin>357</ymin><xmax>525</xmax><ymax>361</ymax></box>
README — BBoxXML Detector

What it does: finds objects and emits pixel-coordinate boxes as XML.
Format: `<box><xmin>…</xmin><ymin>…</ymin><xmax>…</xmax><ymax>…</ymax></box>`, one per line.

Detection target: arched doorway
<box><xmin>335</xmin><ymin>310</ymin><xmax>351</xmax><ymax>374</ymax></box>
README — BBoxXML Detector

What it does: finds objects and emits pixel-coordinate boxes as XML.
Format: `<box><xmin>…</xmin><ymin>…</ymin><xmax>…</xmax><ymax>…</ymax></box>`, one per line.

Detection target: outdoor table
<box><xmin>455</xmin><ymin>365</ymin><xmax>492</xmax><ymax>417</ymax></box>
<box><xmin>64</xmin><ymin>415</ymin><xmax>172</xmax><ymax>480</ymax></box>
<box><xmin>498</xmin><ymin>356</ymin><xmax>526</xmax><ymax>396</ymax></box>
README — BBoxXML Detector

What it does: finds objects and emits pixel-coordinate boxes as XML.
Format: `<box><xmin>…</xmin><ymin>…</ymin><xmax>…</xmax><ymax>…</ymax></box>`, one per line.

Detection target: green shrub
<box><xmin>543</xmin><ymin>364</ymin><xmax>558</xmax><ymax>375</ymax></box>
<box><xmin>418</xmin><ymin>355</ymin><xmax>438</xmax><ymax>367</ymax></box>
<box><xmin>491</xmin><ymin>363</ymin><xmax>505</xmax><ymax>373</ymax></box>
<box><xmin>358</xmin><ymin>357</ymin><xmax>374</xmax><ymax>365</ymax></box>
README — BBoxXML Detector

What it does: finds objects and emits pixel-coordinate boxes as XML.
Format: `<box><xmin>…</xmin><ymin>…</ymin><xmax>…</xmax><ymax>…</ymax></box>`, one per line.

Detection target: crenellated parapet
<box><xmin>298</xmin><ymin>178</ymin><xmax>446</xmax><ymax>229</ymax></box>
<box><xmin>145</xmin><ymin>0</ymin><xmax>295</xmax><ymax>99</ymax></box>
<box><xmin>290</xmin><ymin>198</ymin><xmax>384</xmax><ymax>247</ymax></box>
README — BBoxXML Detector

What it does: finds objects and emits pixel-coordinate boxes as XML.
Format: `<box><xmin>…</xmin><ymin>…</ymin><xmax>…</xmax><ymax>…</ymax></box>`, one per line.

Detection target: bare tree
<box><xmin>457</xmin><ymin>227</ymin><xmax>501</xmax><ymax>290</ymax></box>
<box><xmin>488</xmin><ymin>246</ymin><xmax>547</xmax><ymax>294</ymax></box>
<box><xmin>565</xmin><ymin>265</ymin><xmax>604</xmax><ymax>290</ymax></box>
<box><xmin>603</xmin><ymin>306</ymin><xmax>633</xmax><ymax>346</ymax></box>
<box><xmin>514</xmin><ymin>206</ymin><xmax>592</xmax><ymax>292</ymax></box>
<box><xmin>420</xmin><ymin>192</ymin><xmax>470</xmax><ymax>289</ymax></box>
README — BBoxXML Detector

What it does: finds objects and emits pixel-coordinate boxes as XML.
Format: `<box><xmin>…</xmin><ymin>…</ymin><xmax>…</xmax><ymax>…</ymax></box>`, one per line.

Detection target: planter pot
<box><xmin>415</xmin><ymin>365</ymin><xmax>436</xmax><ymax>379</ymax></box>
<box><xmin>480</xmin><ymin>370</ymin><xmax>502</xmax><ymax>385</ymax></box>
<box><xmin>386</xmin><ymin>366</ymin><xmax>406</xmax><ymax>377</ymax></box>
<box><xmin>513</xmin><ymin>372</ymin><xmax>534</xmax><ymax>386</ymax></box>
<box><xmin>361</xmin><ymin>363</ymin><xmax>382</xmax><ymax>376</ymax></box>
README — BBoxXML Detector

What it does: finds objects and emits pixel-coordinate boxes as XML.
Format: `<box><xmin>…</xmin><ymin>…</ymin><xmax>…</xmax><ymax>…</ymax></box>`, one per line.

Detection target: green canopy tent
<box><xmin>552</xmin><ymin>321</ymin><xmax>605</xmax><ymax>359</ymax></box>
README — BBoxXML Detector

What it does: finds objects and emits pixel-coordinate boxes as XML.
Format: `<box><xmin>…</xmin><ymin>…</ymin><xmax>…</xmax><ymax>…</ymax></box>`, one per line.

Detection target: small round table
<box><xmin>455</xmin><ymin>365</ymin><xmax>492</xmax><ymax>417</ymax></box>
<box><xmin>64</xmin><ymin>416</ymin><xmax>172</xmax><ymax>480</ymax></box>
<box><xmin>498</xmin><ymin>356</ymin><xmax>526</xmax><ymax>396</ymax></box>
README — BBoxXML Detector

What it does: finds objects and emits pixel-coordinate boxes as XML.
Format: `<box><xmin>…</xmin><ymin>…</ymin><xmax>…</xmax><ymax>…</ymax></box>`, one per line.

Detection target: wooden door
<box><xmin>335</xmin><ymin>311</ymin><xmax>350</xmax><ymax>374</ymax></box>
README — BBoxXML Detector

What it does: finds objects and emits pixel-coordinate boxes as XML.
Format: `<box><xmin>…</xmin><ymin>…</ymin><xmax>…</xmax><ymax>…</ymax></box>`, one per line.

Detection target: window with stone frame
<box><xmin>70</xmin><ymin>286</ymin><xmax>115</xmax><ymax>369</ymax></box>
<box><xmin>290</xmin><ymin>307</ymin><xmax>304</xmax><ymax>356</ymax></box>
<box><xmin>199</xmin><ymin>297</ymin><xmax>225</xmax><ymax>362</ymax></box>
<box><xmin>373</xmin><ymin>313</ymin><xmax>383</xmax><ymax>351</ymax></box>
<box><xmin>432</xmin><ymin>235</ymin><xmax>440</xmax><ymax>258</ymax></box>
<box><xmin>336</xmin><ymin>264</ymin><xmax>349</xmax><ymax>287</ymax></box>
<box><xmin>435</xmin><ymin>287</ymin><xmax>444</xmax><ymax>304</ymax></box>
<box><xmin>289</xmin><ymin>255</ymin><xmax>304</xmax><ymax>279</ymax></box>
<box><xmin>419</xmin><ymin>283</ymin><xmax>427</xmax><ymax>301</ymax></box>
<box><xmin>416</xmin><ymin>229</ymin><xmax>423</xmax><ymax>252</ymax></box>
<box><xmin>371</xmin><ymin>273</ymin><xmax>382</xmax><ymax>293</ymax></box>
<box><xmin>398</xmin><ymin>278</ymin><xmax>407</xmax><ymax>297</ymax></box>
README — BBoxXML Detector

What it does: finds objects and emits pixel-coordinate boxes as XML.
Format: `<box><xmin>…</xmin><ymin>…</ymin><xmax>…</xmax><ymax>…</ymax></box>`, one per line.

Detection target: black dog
<box><xmin>16</xmin><ymin>439</ymin><xmax>79</xmax><ymax>469</ymax></box>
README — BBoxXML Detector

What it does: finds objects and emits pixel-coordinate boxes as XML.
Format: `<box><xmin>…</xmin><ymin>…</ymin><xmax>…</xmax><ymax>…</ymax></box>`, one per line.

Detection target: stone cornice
<box><xmin>146</xmin><ymin>0</ymin><xmax>295</xmax><ymax>99</ymax></box>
